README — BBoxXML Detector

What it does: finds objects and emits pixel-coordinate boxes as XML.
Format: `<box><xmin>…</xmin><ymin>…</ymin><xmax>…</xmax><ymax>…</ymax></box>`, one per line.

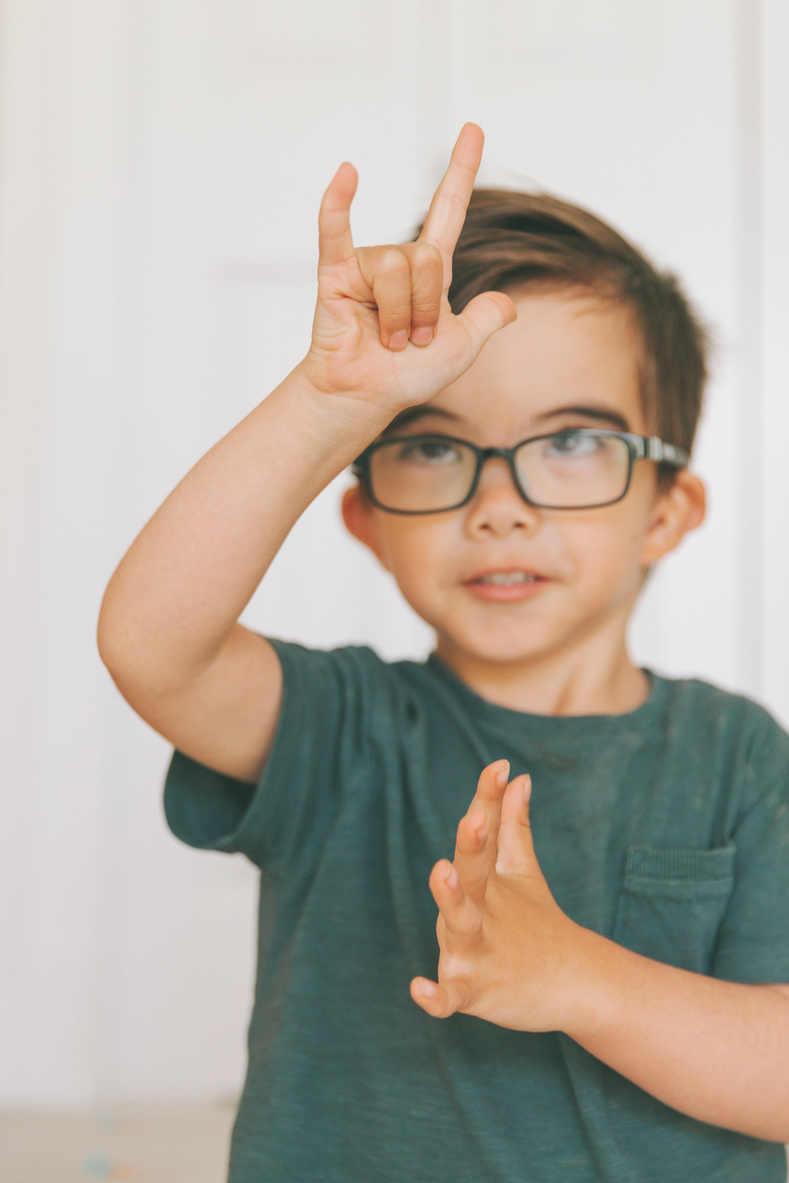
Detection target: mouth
<box><xmin>463</xmin><ymin>568</ymin><xmax>549</xmax><ymax>601</ymax></box>
<box><xmin>464</xmin><ymin>567</ymin><xmax>545</xmax><ymax>585</ymax></box>
<box><xmin>470</xmin><ymin>571</ymin><xmax>538</xmax><ymax>586</ymax></box>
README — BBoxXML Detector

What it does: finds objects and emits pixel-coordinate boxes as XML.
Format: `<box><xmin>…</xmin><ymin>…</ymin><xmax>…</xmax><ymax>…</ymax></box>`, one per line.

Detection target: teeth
<box><xmin>478</xmin><ymin>571</ymin><xmax>536</xmax><ymax>585</ymax></box>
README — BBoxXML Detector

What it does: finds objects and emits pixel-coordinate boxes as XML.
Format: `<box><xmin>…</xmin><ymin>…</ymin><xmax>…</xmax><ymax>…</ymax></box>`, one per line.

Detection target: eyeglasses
<box><xmin>352</xmin><ymin>429</ymin><xmax>689</xmax><ymax>514</ymax></box>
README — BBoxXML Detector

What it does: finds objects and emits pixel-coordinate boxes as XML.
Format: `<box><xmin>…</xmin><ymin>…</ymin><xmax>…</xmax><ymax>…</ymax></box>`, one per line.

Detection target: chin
<box><xmin>439</xmin><ymin>628</ymin><xmax>553</xmax><ymax>669</ymax></box>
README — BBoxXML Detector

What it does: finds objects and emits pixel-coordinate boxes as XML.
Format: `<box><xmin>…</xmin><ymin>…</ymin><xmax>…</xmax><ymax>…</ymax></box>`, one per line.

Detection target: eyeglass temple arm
<box><xmin>643</xmin><ymin>437</ymin><xmax>689</xmax><ymax>467</ymax></box>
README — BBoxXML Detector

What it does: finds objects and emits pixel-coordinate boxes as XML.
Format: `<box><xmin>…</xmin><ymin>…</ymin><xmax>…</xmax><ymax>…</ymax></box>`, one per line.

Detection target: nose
<box><xmin>464</xmin><ymin>456</ymin><xmax>540</xmax><ymax>538</ymax></box>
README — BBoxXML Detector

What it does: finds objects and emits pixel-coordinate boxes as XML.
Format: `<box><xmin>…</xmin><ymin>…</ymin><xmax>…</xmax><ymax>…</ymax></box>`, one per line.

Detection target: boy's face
<box><xmin>343</xmin><ymin>289</ymin><xmax>705</xmax><ymax>700</ymax></box>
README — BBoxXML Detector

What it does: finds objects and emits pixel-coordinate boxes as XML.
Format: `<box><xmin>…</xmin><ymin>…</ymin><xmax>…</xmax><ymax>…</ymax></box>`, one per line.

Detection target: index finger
<box><xmin>418</xmin><ymin>123</ymin><xmax>484</xmax><ymax>277</ymax></box>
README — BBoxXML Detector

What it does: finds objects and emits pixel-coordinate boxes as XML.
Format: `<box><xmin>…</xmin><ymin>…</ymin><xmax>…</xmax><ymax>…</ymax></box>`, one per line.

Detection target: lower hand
<box><xmin>411</xmin><ymin>761</ymin><xmax>590</xmax><ymax>1032</ymax></box>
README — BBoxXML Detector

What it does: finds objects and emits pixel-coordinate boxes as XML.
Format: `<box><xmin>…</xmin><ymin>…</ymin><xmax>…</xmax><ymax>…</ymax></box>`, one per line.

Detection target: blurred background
<box><xmin>1</xmin><ymin>0</ymin><xmax>787</xmax><ymax>1179</ymax></box>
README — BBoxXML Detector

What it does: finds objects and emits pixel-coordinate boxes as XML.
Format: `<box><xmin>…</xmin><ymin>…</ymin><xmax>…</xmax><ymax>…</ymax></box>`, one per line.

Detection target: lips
<box><xmin>463</xmin><ymin>568</ymin><xmax>549</xmax><ymax>601</ymax></box>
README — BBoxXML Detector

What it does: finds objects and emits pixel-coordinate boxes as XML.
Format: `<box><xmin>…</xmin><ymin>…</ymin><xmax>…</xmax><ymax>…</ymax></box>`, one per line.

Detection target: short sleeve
<box><xmin>163</xmin><ymin>639</ymin><xmax>384</xmax><ymax>877</ymax></box>
<box><xmin>712</xmin><ymin>711</ymin><xmax>789</xmax><ymax>983</ymax></box>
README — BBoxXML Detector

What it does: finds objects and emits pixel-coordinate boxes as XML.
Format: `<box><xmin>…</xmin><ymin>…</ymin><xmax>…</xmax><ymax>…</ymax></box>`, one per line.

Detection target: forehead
<box><xmin>386</xmin><ymin>289</ymin><xmax>646</xmax><ymax>441</ymax></box>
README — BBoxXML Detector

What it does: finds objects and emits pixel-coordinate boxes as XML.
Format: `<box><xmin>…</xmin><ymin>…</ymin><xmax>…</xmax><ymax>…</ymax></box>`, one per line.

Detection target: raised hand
<box><xmin>411</xmin><ymin>761</ymin><xmax>589</xmax><ymax>1033</ymax></box>
<box><xmin>301</xmin><ymin>124</ymin><xmax>517</xmax><ymax>419</ymax></box>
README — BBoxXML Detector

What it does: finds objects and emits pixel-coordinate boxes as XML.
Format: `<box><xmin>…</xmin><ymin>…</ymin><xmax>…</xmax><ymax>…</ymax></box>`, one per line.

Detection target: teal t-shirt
<box><xmin>164</xmin><ymin>640</ymin><xmax>789</xmax><ymax>1183</ymax></box>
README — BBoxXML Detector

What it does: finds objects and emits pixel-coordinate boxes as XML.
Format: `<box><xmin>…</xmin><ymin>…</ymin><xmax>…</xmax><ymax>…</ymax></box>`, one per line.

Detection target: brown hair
<box><xmin>419</xmin><ymin>189</ymin><xmax>710</xmax><ymax>457</ymax></box>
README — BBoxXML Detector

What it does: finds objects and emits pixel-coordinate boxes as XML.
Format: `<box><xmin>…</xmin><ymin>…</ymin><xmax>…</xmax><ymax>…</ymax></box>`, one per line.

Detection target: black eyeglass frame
<box><xmin>351</xmin><ymin>428</ymin><xmax>690</xmax><ymax>515</ymax></box>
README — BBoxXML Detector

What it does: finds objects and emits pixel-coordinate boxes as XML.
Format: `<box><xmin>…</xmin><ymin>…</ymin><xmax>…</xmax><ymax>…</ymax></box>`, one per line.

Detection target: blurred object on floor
<box><xmin>0</xmin><ymin>1100</ymin><xmax>235</xmax><ymax>1183</ymax></box>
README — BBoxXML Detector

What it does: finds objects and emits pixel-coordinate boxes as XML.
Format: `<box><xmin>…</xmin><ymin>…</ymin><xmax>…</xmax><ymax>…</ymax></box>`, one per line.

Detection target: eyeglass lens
<box><xmin>367</xmin><ymin>434</ymin><xmax>632</xmax><ymax>511</ymax></box>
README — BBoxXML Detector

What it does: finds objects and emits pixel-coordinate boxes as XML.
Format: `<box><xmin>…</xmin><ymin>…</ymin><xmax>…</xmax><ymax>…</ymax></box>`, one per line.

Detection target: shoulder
<box><xmin>267</xmin><ymin>636</ymin><xmax>426</xmax><ymax>684</ymax></box>
<box><xmin>658</xmin><ymin>673</ymin><xmax>786</xmax><ymax>736</ymax></box>
<box><xmin>266</xmin><ymin>636</ymin><xmax>440</xmax><ymax>717</ymax></box>
<box><xmin>655</xmin><ymin>673</ymin><xmax>789</xmax><ymax>792</ymax></box>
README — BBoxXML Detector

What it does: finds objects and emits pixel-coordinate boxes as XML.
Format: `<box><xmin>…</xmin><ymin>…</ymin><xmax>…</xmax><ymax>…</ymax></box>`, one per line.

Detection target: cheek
<box><xmin>377</xmin><ymin>519</ymin><xmax>454</xmax><ymax>584</ymax></box>
<box><xmin>562</xmin><ymin>514</ymin><xmax>650</xmax><ymax>591</ymax></box>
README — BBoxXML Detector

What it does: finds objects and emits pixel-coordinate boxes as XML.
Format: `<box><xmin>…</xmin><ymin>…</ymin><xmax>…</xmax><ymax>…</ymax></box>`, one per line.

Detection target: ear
<box><xmin>341</xmin><ymin>484</ymin><xmax>392</xmax><ymax>571</ymax></box>
<box><xmin>641</xmin><ymin>470</ymin><xmax>706</xmax><ymax>566</ymax></box>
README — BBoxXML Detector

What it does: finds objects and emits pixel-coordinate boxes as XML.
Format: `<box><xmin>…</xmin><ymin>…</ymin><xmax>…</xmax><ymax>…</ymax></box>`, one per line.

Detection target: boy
<box><xmin>98</xmin><ymin>125</ymin><xmax>789</xmax><ymax>1182</ymax></box>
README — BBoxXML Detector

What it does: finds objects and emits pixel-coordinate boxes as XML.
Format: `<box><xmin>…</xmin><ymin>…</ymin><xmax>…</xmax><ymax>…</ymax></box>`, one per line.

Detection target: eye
<box><xmin>545</xmin><ymin>431</ymin><xmax>605</xmax><ymax>458</ymax></box>
<box><xmin>395</xmin><ymin>438</ymin><xmax>464</xmax><ymax>465</ymax></box>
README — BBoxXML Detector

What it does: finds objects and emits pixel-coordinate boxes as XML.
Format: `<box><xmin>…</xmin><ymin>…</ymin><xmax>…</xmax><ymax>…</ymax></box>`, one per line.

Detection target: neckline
<box><xmin>424</xmin><ymin>650</ymin><xmax>666</xmax><ymax>732</ymax></box>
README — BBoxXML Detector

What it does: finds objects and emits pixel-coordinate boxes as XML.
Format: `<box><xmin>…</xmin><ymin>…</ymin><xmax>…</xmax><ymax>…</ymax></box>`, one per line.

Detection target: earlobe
<box><xmin>341</xmin><ymin>485</ymin><xmax>391</xmax><ymax>570</ymax></box>
<box><xmin>642</xmin><ymin>471</ymin><xmax>706</xmax><ymax>566</ymax></box>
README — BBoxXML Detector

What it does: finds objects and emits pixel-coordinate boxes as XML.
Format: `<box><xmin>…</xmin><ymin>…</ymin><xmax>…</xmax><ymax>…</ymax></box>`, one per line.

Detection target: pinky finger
<box><xmin>409</xmin><ymin>975</ymin><xmax>473</xmax><ymax>1019</ymax></box>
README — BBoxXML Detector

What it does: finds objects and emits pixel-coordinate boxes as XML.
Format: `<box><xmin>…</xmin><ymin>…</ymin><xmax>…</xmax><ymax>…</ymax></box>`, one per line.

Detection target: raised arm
<box><xmin>97</xmin><ymin>125</ymin><xmax>516</xmax><ymax>784</ymax></box>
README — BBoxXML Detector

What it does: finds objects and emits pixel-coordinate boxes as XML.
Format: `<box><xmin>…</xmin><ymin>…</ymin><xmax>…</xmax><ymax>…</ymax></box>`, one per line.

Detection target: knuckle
<box><xmin>465</xmin><ymin>905</ymin><xmax>484</xmax><ymax>939</ymax></box>
<box><xmin>467</xmin><ymin>872</ymin><xmax>488</xmax><ymax>904</ymax></box>
<box><xmin>457</xmin><ymin>819</ymin><xmax>477</xmax><ymax>851</ymax></box>
<box><xmin>459</xmin><ymin>900</ymin><xmax>482</xmax><ymax>939</ymax></box>
<box><xmin>376</xmin><ymin>246</ymin><xmax>410</xmax><ymax>277</ymax></box>
<box><xmin>409</xmin><ymin>240</ymin><xmax>442</xmax><ymax>271</ymax></box>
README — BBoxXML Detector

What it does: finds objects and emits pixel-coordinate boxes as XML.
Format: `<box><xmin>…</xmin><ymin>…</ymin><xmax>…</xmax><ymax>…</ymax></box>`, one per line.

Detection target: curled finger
<box><xmin>357</xmin><ymin>245</ymin><xmax>415</xmax><ymax>350</ymax></box>
<box><xmin>452</xmin><ymin>807</ymin><xmax>490</xmax><ymax>902</ymax></box>
<box><xmin>429</xmin><ymin>859</ymin><xmax>483</xmax><ymax>945</ymax></box>
<box><xmin>402</xmin><ymin>241</ymin><xmax>443</xmax><ymax>345</ymax></box>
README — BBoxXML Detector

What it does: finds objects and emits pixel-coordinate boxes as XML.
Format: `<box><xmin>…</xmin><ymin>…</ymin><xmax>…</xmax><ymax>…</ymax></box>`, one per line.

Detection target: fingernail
<box><xmin>443</xmin><ymin>863</ymin><xmax>458</xmax><ymax>887</ymax></box>
<box><xmin>388</xmin><ymin>330</ymin><xmax>408</xmax><ymax>351</ymax></box>
<box><xmin>410</xmin><ymin>326</ymin><xmax>433</xmax><ymax>346</ymax></box>
<box><xmin>495</xmin><ymin>761</ymin><xmax>510</xmax><ymax>788</ymax></box>
<box><xmin>522</xmin><ymin>774</ymin><xmax>532</xmax><ymax>803</ymax></box>
<box><xmin>419</xmin><ymin>979</ymin><xmax>437</xmax><ymax>998</ymax></box>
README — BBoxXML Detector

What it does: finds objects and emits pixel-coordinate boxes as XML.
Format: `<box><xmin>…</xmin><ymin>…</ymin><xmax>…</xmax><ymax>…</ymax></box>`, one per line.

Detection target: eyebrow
<box><xmin>381</xmin><ymin>405</ymin><xmax>462</xmax><ymax>435</ymax></box>
<box><xmin>533</xmin><ymin>404</ymin><xmax>632</xmax><ymax>433</ymax></box>
<box><xmin>381</xmin><ymin>401</ymin><xmax>633</xmax><ymax>439</ymax></box>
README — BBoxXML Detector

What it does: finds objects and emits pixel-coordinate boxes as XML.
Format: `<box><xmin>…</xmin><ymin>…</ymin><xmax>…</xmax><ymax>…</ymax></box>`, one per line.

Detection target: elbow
<box><xmin>96</xmin><ymin>590</ymin><xmax>150</xmax><ymax>694</ymax></box>
<box><xmin>96</xmin><ymin>592</ymin><xmax>127</xmax><ymax>679</ymax></box>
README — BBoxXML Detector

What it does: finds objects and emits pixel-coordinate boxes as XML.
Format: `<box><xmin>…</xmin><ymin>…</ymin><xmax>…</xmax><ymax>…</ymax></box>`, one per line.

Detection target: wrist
<box><xmin>287</xmin><ymin>359</ymin><xmax>396</xmax><ymax>449</ymax></box>
<box><xmin>559</xmin><ymin>925</ymin><xmax>628</xmax><ymax>1043</ymax></box>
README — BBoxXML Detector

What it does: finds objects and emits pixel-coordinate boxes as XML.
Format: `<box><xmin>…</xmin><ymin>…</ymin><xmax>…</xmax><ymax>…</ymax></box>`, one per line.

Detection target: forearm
<box><xmin>98</xmin><ymin>127</ymin><xmax>512</xmax><ymax>692</ymax></box>
<box><xmin>568</xmin><ymin>928</ymin><xmax>789</xmax><ymax>1141</ymax></box>
<box><xmin>98</xmin><ymin>364</ymin><xmax>387</xmax><ymax>687</ymax></box>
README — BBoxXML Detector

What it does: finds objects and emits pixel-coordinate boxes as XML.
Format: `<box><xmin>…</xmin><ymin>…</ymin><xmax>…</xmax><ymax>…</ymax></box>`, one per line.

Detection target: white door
<box><xmin>0</xmin><ymin>0</ymin><xmax>787</xmax><ymax>1106</ymax></box>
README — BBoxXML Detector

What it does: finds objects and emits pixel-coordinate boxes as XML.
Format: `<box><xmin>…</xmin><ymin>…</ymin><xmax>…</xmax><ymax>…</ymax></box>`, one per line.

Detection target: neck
<box><xmin>435</xmin><ymin>630</ymin><xmax>650</xmax><ymax>717</ymax></box>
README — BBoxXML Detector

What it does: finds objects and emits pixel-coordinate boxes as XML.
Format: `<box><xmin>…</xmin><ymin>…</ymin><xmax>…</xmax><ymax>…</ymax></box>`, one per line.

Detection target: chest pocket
<box><xmin>613</xmin><ymin>844</ymin><xmax>736</xmax><ymax>974</ymax></box>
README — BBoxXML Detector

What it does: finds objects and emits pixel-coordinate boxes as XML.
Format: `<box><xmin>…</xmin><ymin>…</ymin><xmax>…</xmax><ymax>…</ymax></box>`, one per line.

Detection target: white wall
<box><xmin>1</xmin><ymin>0</ymin><xmax>787</xmax><ymax>1107</ymax></box>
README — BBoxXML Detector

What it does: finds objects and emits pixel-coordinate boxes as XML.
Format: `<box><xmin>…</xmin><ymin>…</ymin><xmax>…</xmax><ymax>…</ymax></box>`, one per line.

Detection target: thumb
<box><xmin>410</xmin><ymin>974</ymin><xmax>473</xmax><ymax>1019</ymax></box>
<box><xmin>456</xmin><ymin>290</ymin><xmax>517</xmax><ymax>355</ymax></box>
<box><xmin>495</xmin><ymin>774</ymin><xmax>538</xmax><ymax>875</ymax></box>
